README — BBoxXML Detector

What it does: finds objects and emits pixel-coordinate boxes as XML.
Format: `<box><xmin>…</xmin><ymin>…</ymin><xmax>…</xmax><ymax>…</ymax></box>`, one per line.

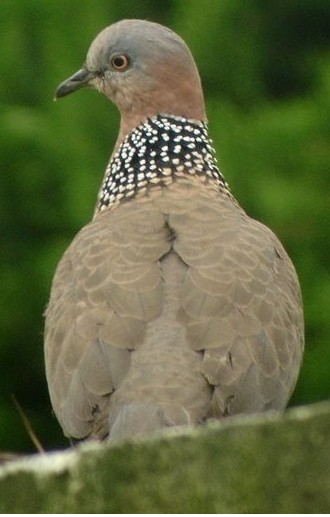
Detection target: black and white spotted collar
<box><xmin>97</xmin><ymin>114</ymin><xmax>230</xmax><ymax>212</ymax></box>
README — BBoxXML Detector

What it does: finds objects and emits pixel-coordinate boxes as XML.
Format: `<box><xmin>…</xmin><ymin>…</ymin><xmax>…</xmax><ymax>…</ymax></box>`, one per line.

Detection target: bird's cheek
<box><xmin>107</xmin><ymin>80</ymin><xmax>135</xmax><ymax>109</ymax></box>
<box><xmin>98</xmin><ymin>73</ymin><xmax>124</xmax><ymax>99</ymax></box>
<box><xmin>85</xmin><ymin>75</ymin><xmax>105</xmax><ymax>94</ymax></box>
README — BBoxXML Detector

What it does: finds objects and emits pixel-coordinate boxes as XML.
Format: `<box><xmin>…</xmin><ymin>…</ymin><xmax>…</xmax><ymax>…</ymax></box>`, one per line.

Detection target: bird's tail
<box><xmin>108</xmin><ymin>403</ymin><xmax>169</xmax><ymax>441</ymax></box>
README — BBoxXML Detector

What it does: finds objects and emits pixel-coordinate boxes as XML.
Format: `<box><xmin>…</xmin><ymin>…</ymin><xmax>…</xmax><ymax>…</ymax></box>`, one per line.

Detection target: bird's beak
<box><xmin>54</xmin><ymin>68</ymin><xmax>96</xmax><ymax>100</ymax></box>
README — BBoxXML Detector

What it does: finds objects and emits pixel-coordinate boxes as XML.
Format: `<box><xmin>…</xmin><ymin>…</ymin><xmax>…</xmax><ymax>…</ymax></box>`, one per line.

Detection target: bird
<box><xmin>44</xmin><ymin>19</ymin><xmax>304</xmax><ymax>442</ymax></box>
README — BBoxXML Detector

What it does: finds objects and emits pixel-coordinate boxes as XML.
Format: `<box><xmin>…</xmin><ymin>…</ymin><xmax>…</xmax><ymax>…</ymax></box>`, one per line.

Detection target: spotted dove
<box><xmin>45</xmin><ymin>19</ymin><xmax>304</xmax><ymax>441</ymax></box>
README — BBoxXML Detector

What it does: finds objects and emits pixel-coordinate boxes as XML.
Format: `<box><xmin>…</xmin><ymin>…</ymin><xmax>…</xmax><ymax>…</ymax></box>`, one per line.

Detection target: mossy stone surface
<box><xmin>1</xmin><ymin>402</ymin><xmax>330</xmax><ymax>513</ymax></box>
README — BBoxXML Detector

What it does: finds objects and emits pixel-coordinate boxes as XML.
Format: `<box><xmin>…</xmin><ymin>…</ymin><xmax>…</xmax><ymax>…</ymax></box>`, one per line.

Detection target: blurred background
<box><xmin>0</xmin><ymin>0</ymin><xmax>329</xmax><ymax>453</ymax></box>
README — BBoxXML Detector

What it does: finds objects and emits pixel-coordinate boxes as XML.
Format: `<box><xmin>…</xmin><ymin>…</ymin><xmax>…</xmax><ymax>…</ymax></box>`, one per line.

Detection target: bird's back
<box><xmin>45</xmin><ymin>175</ymin><xmax>303</xmax><ymax>440</ymax></box>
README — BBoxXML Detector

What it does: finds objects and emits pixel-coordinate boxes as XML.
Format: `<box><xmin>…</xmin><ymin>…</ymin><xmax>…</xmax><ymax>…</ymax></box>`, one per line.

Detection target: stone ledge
<box><xmin>1</xmin><ymin>401</ymin><xmax>330</xmax><ymax>513</ymax></box>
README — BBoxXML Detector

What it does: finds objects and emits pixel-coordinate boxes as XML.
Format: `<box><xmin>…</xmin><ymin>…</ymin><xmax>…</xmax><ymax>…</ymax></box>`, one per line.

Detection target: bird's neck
<box><xmin>96</xmin><ymin>114</ymin><xmax>231</xmax><ymax>213</ymax></box>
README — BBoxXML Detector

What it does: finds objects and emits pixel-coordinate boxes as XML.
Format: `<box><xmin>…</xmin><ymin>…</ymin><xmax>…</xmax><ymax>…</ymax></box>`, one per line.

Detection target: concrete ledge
<box><xmin>1</xmin><ymin>401</ymin><xmax>330</xmax><ymax>513</ymax></box>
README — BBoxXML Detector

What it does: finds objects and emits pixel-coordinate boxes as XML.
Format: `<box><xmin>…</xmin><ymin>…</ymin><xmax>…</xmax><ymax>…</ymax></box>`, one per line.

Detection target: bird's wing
<box><xmin>164</xmin><ymin>183</ymin><xmax>304</xmax><ymax>416</ymax></box>
<box><xmin>44</xmin><ymin>198</ymin><xmax>171</xmax><ymax>439</ymax></box>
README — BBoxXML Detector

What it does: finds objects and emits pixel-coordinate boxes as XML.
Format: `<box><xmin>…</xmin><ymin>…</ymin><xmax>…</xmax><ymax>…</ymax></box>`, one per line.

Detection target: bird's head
<box><xmin>55</xmin><ymin>19</ymin><xmax>206</xmax><ymax>144</ymax></box>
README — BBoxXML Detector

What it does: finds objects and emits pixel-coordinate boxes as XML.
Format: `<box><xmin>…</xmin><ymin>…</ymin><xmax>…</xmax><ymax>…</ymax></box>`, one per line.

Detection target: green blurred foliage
<box><xmin>0</xmin><ymin>0</ymin><xmax>329</xmax><ymax>453</ymax></box>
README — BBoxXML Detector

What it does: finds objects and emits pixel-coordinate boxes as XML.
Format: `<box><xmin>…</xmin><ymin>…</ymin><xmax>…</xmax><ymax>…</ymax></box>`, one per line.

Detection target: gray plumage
<box><xmin>45</xmin><ymin>19</ymin><xmax>304</xmax><ymax>441</ymax></box>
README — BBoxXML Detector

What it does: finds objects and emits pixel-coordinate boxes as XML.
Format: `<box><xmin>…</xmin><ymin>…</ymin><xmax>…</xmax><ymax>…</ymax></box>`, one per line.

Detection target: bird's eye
<box><xmin>111</xmin><ymin>54</ymin><xmax>130</xmax><ymax>71</ymax></box>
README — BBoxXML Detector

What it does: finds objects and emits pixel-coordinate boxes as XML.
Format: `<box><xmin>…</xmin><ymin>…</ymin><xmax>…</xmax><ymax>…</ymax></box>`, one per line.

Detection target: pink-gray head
<box><xmin>55</xmin><ymin>19</ymin><xmax>206</xmax><ymax>145</ymax></box>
